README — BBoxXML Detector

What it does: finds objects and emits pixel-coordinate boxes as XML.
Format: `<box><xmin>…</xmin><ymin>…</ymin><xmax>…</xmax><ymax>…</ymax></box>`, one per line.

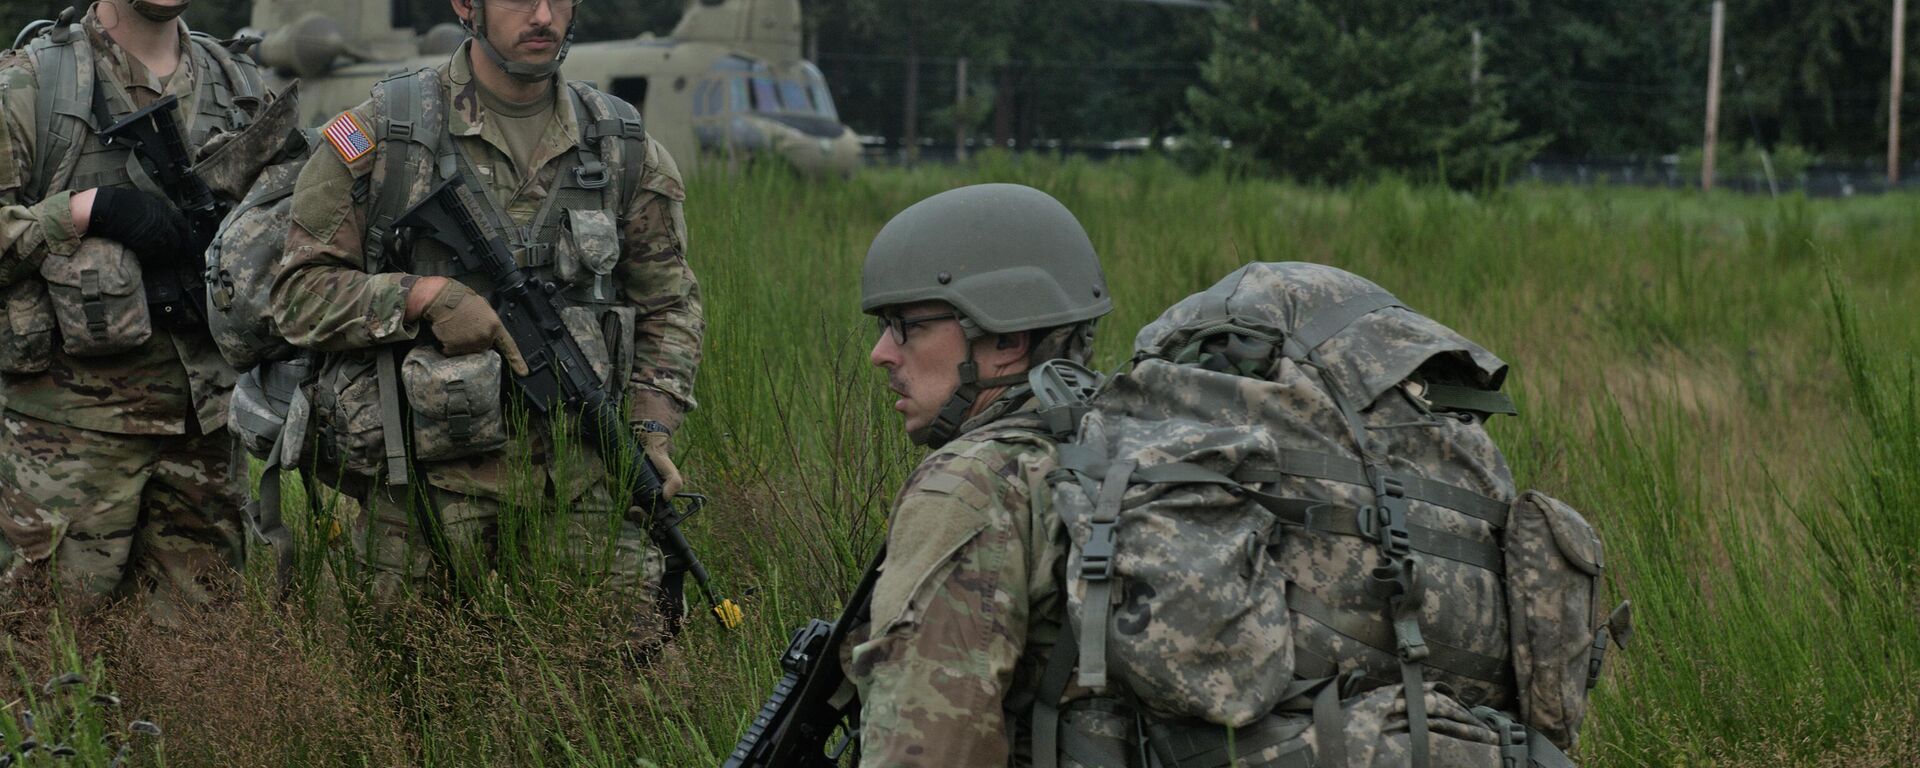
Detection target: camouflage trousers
<box><xmin>0</xmin><ymin>410</ymin><xmax>246</xmax><ymax>616</ymax></box>
<box><xmin>350</xmin><ymin>478</ymin><xmax>664</xmax><ymax>605</ymax></box>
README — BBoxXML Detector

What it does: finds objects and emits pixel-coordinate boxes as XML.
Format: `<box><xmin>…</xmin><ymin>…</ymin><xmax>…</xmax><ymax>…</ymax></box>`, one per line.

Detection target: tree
<box><xmin>1186</xmin><ymin>0</ymin><xmax>1543</xmax><ymax>186</ymax></box>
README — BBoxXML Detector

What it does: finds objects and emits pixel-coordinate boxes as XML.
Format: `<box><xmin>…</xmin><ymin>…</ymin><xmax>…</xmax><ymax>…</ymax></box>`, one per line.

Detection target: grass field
<box><xmin>4</xmin><ymin>155</ymin><xmax>1919</xmax><ymax>767</ymax></box>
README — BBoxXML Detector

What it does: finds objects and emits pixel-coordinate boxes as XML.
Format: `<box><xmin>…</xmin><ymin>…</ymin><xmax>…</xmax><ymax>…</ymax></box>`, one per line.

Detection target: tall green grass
<box><xmin>4</xmin><ymin>155</ymin><xmax>1917</xmax><ymax>766</ymax></box>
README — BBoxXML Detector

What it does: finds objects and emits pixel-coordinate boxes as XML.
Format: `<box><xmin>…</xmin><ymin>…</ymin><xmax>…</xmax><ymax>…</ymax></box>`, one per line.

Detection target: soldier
<box><xmin>849</xmin><ymin>183</ymin><xmax>1112</xmax><ymax>765</ymax></box>
<box><xmin>0</xmin><ymin>0</ymin><xmax>278</xmax><ymax>619</ymax></box>
<box><xmin>270</xmin><ymin>0</ymin><xmax>701</xmax><ymax>612</ymax></box>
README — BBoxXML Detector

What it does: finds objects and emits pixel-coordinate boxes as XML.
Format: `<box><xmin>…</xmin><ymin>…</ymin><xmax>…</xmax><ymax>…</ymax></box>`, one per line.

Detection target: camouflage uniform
<box><xmin>272</xmin><ymin>43</ymin><xmax>701</xmax><ymax>599</ymax></box>
<box><xmin>0</xmin><ymin>14</ymin><xmax>269</xmax><ymax>612</ymax></box>
<box><xmin>850</xmin><ymin>392</ymin><xmax>1095</xmax><ymax>767</ymax></box>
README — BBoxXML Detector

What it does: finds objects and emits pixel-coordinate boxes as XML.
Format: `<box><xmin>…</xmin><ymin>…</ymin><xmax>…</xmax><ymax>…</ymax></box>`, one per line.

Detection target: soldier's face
<box><xmin>461</xmin><ymin>0</ymin><xmax>571</xmax><ymax>65</ymax></box>
<box><xmin>869</xmin><ymin>301</ymin><xmax>968</xmax><ymax>435</ymax></box>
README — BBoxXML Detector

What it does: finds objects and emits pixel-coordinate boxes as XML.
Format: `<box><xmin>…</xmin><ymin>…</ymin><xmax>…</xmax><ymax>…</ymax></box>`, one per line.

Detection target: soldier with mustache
<box><xmin>271</xmin><ymin>0</ymin><xmax>701</xmax><ymax>633</ymax></box>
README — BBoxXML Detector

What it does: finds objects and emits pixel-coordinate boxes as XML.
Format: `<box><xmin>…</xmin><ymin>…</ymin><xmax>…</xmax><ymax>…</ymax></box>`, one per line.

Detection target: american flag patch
<box><xmin>323</xmin><ymin>112</ymin><xmax>374</xmax><ymax>163</ymax></box>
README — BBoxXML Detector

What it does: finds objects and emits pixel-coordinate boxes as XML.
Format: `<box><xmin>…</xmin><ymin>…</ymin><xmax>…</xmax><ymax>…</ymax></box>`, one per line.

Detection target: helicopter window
<box><xmin>802</xmin><ymin>62</ymin><xmax>840</xmax><ymax>121</ymax></box>
<box><xmin>712</xmin><ymin>55</ymin><xmax>754</xmax><ymax>72</ymax></box>
<box><xmin>750</xmin><ymin>77</ymin><xmax>780</xmax><ymax>113</ymax></box>
<box><xmin>695</xmin><ymin>81</ymin><xmax>723</xmax><ymax>117</ymax></box>
<box><xmin>729</xmin><ymin>77</ymin><xmax>750</xmax><ymax>113</ymax></box>
<box><xmin>778</xmin><ymin>80</ymin><xmax>813</xmax><ymax>113</ymax></box>
<box><xmin>611</xmin><ymin>77</ymin><xmax>649</xmax><ymax>109</ymax></box>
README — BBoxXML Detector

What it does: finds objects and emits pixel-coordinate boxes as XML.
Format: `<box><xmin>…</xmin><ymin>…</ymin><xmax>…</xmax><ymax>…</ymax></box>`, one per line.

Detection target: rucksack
<box><xmin>1030</xmin><ymin>261</ymin><xmax>1631</xmax><ymax>768</ymax></box>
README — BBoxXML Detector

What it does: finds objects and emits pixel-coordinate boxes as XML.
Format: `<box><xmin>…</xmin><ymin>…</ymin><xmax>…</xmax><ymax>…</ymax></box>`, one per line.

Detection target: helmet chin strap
<box><xmin>910</xmin><ymin>325</ymin><xmax>1027</xmax><ymax>448</ymax></box>
<box><xmin>464</xmin><ymin>3</ymin><xmax>575</xmax><ymax>84</ymax></box>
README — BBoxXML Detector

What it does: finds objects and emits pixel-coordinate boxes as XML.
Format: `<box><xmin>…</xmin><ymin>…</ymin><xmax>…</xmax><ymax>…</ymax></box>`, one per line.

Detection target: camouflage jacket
<box><xmin>0</xmin><ymin>14</ymin><xmax>270</xmax><ymax>435</ymax></box>
<box><xmin>272</xmin><ymin>44</ymin><xmax>702</xmax><ymax>497</ymax></box>
<box><xmin>850</xmin><ymin>393</ymin><xmax>1081</xmax><ymax>767</ymax></box>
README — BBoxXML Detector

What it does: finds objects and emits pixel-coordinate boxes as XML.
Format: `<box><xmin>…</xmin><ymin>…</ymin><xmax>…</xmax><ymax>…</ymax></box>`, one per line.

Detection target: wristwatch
<box><xmin>638</xmin><ymin>419</ymin><xmax>671</xmax><ymax>436</ymax></box>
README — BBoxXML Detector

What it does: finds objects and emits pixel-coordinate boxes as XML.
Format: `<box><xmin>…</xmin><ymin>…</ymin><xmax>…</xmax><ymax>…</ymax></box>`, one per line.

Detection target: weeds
<box><xmin>2</xmin><ymin>159</ymin><xmax>1915</xmax><ymax>765</ymax></box>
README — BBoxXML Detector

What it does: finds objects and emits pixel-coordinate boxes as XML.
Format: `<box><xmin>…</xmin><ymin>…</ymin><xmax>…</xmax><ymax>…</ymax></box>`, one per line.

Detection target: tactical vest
<box><xmin>303</xmin><ymin>69</ymin><xmax>654</xmax><ymax>484</ymax></box>
<box><xmin>21</xmin><ymin>23</ymin><xmax>263</xmax><ymax>204</ymax></box>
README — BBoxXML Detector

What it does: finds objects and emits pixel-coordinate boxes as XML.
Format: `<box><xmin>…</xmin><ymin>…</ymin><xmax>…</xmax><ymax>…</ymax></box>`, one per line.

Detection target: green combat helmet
<box><xmin>861</xmin><ymin>183</ymin><xmax>1112</xmax><ymax>446</ymax></box>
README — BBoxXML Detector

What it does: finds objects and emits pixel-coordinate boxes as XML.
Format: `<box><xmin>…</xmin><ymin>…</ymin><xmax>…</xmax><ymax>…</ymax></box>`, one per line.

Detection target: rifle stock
<box><xmin>725</xmin><ymin>549</ymin><xmax>883</xmax><ymax>767</ymax></box>
<box><xmin>393</xmin><ymin>174</ymin><xmax>740</xmax><ymax>631</ymax></box>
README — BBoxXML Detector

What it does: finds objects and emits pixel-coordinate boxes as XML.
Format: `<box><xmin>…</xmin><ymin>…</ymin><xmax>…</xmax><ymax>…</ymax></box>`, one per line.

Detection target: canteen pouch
<box><xmin>40</xmin><ymin>237</ymin><xmax>152</xmax><ymax>357</ymax></box>
<box><xmin>312</xmin><ymin>352</ymin><xmax>385</xmax><ymax>477</ymax></box>
<box><xmin>553</xmin><ymin>208</ymin><xmax>620</xmax><ymax>288</ymax></box>
<box><xmin>0</xmin><ymin>279</ymin><xmax>56</xmax><ymax>373</ymax></box>
<box><xmin>402</xmin><ymin>345</ymin><xmax>508</xmax><ymax>462</ymax></box>
<box><xmin>1503</xmin><ymin>490</ymin><xmax>1605</xmax><ymax>749</ymax></box>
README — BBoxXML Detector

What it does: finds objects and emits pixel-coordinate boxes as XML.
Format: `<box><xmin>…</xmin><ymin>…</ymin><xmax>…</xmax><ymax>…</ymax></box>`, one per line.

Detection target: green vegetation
<box><xmin>4</xmin><ymin>157</ymin><xmax>1918</xmax><ymax>766</ymax></box>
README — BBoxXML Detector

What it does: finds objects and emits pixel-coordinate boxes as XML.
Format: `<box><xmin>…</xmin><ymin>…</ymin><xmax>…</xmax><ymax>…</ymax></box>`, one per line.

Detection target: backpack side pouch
<box><xmin>1503</xmin><ymin>490</ymin><xmax>1603</xmax><ymax>749</ymax></box>
<box><xmin>40</xmin><ymin>237</ymin><xmax>151</xmax><ymax>357</ymax></box>
<box><xmin>0</xmin><ymin>279</ymin><xmax>56</xmax><ymax>374</ymax></box>
<box><xmin>402</xmin><ymin>345</ymin><xmax>508</xmax><ymax>462</ymax></box>
<box><xmin>311</xmin><ymin>352</ymin><xmax>385</xmax><ymax>478</ymax></box>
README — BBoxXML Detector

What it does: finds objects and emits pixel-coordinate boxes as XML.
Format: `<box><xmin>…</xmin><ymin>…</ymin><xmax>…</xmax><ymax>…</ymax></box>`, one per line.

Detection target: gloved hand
<box><xmin>638</xmin><ymin>423</ymin><xmax>684</xmax><ymax>499</ymax></box>
<box><xmin>84</xmin><ymin>187</ymin><xmax>192</xmax><ymax>263</ymax></box>
<box><xmin>420</xmin><ymin>280</ymin><xmax>530</xmax><ymax>376</ymax></box>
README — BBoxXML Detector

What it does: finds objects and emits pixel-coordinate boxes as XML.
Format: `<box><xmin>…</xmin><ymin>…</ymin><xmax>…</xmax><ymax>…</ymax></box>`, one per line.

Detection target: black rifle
<box><xmin>97</xmin><ymin>94</ymin><xmax>222</xmax><ymax>327</ymax></box>
<box><xmin>393</xmin><ymin>174</ymin><xmax>740</xmax><ymax>631</ymax></box>
<box><xmin>724</xmin><ymin>548</ymin><xmax>883</xmax><ymax>768</ymax></box>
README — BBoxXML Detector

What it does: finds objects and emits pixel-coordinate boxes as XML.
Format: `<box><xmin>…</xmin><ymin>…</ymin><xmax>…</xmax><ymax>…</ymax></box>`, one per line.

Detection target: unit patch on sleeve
<box><xmin>322</xmin><ymin>112</ymin><xmax>375</xmax><ymax>163</ymax></box>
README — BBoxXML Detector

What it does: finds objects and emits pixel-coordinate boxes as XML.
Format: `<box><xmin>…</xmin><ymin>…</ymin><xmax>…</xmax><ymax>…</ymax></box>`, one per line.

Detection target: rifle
<box><xmin>97</xmin><ymin>93</ymin><xmax>223</xmax><ymax>327</ymax></box>
<box><xmin>392</xmin><ymin>174</ymin><xmax>741</xmax><ymax>632</ymax></box>
<box><xmin>724</xmin><ymin>548</ymin><xmax>883</xmax><ymax>768</ymax></box>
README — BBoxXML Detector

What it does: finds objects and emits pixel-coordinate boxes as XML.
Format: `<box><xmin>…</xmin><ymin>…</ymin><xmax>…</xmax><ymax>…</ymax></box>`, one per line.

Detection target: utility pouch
<box><xmin>312</xmin><ymin>352</ymin><xmax>386</xmax><ymax>478</ymax></box>
<box><xmin>1503</xmin><ymin>490</ymin><xmax>1607</xmax><ymax>750</ymax></box>
<box><xmin>1054</xmin><ymin>699</ymin><xmax>1141</xmax><ymax>768</ymax></box>
<box><xmin>231</xmin><ymin>356</ymin><xmax>314</xmax><ymax>460</ymax></box>
<box><xmin>554</xmin><ymin>208</ymin><xmax>619</xmax><ymax>287</ymax></box>
<box><xmin>558</xmin><ymin>305</ymin><xmax>635</xmax><ymax>392</ymax></box>
<box><xmin>40</xmin><ymin>237</ymin><xmax>152</xmax><ymax>357</ymax></box>
<box><xmin>0</xmin><ymin>279</ymin><xmax>56</xmax><ymax>373</ymax></box>
<box><xmin>402</xmin><ymin>345</ymin><xmax>508</xmax><ymax>462</ymax></box>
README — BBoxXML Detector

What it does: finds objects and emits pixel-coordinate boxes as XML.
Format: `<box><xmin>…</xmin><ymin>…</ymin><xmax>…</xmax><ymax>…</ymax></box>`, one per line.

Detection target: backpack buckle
<box><xmin>575</xmin><ymin>160</ymin><xmax>610</xmax><ymax>189</ymax></box>
<box><xmin>1081</xmin><ymin>519</ymin><xmax>1116</xmax><ymax>581</ymax></box>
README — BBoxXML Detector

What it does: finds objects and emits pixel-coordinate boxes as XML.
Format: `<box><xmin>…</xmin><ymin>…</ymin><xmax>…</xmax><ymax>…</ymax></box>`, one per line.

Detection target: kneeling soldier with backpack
<box><xmin>730</xmin><ymin>185</ymin><xmax>1631</xmax><ymax>767</ymax></box>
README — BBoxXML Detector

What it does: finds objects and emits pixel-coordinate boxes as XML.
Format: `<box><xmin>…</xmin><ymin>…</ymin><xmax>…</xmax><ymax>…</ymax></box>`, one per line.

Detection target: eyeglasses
<box><xmin>486</xmin><ymin>0</ymin><xmax>581</xmax><ymax>14</ymax></box>
<box><xmin>875</xmin><ymin>310</ymin><xmax>958</xmax><ymax>345</ymax></box>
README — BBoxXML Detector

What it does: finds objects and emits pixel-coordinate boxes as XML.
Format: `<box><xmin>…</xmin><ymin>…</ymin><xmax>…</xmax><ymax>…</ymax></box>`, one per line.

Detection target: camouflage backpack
<box><xmin>1031</xmin><ymin>262</ymin><xmax>1631</xmax><ymax>768</ymax></box>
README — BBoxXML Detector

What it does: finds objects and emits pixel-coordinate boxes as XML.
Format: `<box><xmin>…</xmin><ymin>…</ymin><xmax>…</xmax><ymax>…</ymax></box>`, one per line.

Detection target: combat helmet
<box><xmin>862</xmin><ymin>183</ymin><xmax>1111</xmax><ymax>446</ymax></box>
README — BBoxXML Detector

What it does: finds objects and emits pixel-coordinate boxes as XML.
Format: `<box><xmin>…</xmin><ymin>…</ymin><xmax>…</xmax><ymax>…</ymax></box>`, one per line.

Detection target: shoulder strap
<box><xmin>567</xmin><ymin>80</ymin><xmax>647</xmax><ymax>206</ymax></box>
<box><xmin>24</xmin><ymin>25</ymin><xmax>90</xmax><ymax>203</ymax></box>
<box><xmin>364</xmin><ymin>69</ymin><xmax>445</xmax><ymax>272</ymax></box>
<box><xmin>189</xmin><ymin>31</ymin><xmax>263</xmax><ymax>102</ymax></box>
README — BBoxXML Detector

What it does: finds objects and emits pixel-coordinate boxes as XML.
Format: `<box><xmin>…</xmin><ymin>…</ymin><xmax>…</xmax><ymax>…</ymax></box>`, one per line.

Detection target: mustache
<box><xmin>887</xmin><ymin>374</ymin><xmax>906</xmax><ymax>396</ymax></box>
<box><xmin>519</xmin><ymin>28</ymin><xmax>557</xmax><ymax>43</ymax></box>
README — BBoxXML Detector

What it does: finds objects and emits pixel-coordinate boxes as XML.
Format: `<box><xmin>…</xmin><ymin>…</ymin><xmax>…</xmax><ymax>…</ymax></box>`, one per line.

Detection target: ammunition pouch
<box><xmin>40</xmin><ymin>237</ymin><xmax>153</xmax><ymax>357</ymax></box>
<box><xmin>402</xmin><ymin>345</ymin><xmax>508</xmax><ymax>462</ymax></box>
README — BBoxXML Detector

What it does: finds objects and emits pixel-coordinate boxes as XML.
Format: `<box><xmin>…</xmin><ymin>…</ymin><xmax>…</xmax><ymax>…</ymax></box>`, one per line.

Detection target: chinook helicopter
<box><xmin>247</xmin><ymin>0</ymin><xmax>861</xmax><ymax>176</ymax></box>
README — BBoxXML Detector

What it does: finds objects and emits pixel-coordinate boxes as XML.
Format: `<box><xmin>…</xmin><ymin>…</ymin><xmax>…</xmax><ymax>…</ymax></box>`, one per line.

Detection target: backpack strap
<box><xmin>1281</xmin><ymin>290</ymin><xmax>1441</xmax><ymax>768</ymax></box>
<box><xmin>364</xmin><ymin>69</ymin><xmax>444</xmax><ymax>273</ymax></box>
<box><xmin>23</xmin><ymin>24</ymin><xmax>91</xmax><ymax>203</ymax></box>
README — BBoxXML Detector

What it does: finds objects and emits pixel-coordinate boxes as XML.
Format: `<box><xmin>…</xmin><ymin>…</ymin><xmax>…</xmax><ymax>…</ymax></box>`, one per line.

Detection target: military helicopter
<box><xmin>247</xmin><ymin>0</ymin><xmax>861</xmax><ymax>176</ymax></box>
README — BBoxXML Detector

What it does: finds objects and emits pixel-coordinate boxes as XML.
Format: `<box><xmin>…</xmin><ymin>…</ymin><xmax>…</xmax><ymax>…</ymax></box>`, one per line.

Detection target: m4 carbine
<box><xmin>98</xmin><ymin>93</ymin><xmax>221</xmax><ymax>327</ymax></box>
<box><xmin>724</xmin><ymin>549</ymin><xmax>882</xmax><ymax>767</ymax></box>
<box><xmin>393</xmin><ymin>174</ymin><xmax>741</xmax><ymax>632</ymax></box>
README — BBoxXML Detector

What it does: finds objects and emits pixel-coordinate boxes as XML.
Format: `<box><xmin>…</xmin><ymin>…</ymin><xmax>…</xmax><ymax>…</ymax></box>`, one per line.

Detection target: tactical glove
<box><xmin>85</xmin><ymin>187</ymin><xmax>192</xmax><ymax>263</ymax></box>
<box><xmin>420</xmin><ymin>280</ymin><xmax>530</xmax><ymax>376</ymax></box>
<box><xmin>638</xmin><ymin>422</ymin><xmax>684</xmax><ymax>499</ymax></box>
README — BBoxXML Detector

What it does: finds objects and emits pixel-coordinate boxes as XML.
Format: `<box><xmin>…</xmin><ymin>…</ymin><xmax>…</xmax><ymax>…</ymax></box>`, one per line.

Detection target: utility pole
<box><xmin>955</xmin><ymin>57</ymin><xmax>970</xmax><ymax>163</ymax></box>
<box><xmin>1703</xmin><ymin>0</ymin><xmax>1726</xmax><ymax>191</ymax></box>
<box><xmin>1470</xmin><ymin>27</ymin><xmax>1483</xmax><ymax>104</ymax></box>
<box><xmin>1892</xmin><ymin>0</ymin><xmax>1908</xmax><ymax>185</ymax></box>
